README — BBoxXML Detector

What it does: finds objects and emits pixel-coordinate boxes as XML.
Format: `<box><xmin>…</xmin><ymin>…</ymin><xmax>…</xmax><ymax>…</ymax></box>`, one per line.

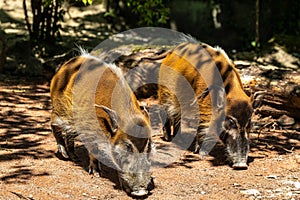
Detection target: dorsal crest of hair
<box><xmin>79</xmin><ymin>47</ymin><xmax>126</xmax><ymax>87</ymax></box>
<box><xmin>213</xmin><ymin>45</ymin><xmax>231</xmax><ymax>63</ymax></box>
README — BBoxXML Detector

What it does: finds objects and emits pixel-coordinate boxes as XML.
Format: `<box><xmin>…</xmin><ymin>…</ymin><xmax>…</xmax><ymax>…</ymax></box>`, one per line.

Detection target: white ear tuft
<box><xmin>95</xmin><ymin>104</ymin><xmax>119</xmax><ymax>133</ymax></box>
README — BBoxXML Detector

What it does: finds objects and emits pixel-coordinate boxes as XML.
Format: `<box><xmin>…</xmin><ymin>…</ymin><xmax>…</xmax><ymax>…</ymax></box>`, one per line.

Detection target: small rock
<box><xmin>294</xmin><ymin>181</ymin><xmax>300</xmax><ymax>189</ymax></box>
<box><xmin>200</xmin><ymin>191</ymin><xmax>206</xmax><ymax>195</ymax></box>
<box><xmin>193</xmin><ymin>188</ymin><xmax>199</xmax><ymax>192</ymax></box>
<box><xmin>234</xmin><ymin>60</ymin><xmax>252</xmax><ymax>67</ymax></box>
<box><xmin>282</xmin><ymin>180</ymin><xmax>296</xmax><ymax>185</ymax></box>
<box><xmin>269</xmin><ymin>193</ymin><xmax>275</xmax><ymax>198</ymax></box>
<box><xmin>286</xmin><ymin>191</ymin><xmax>293</xmax><ymax>197</ymax></box>
<box><xmin>233</xmin><ymin>183</ymin><xmax>240</xmax><ymax>187</ymax></box>
<box><xmin>266</xmin><ymin>175</ymin><xmax>278</xmax><ymax>179</ymax></box>
<box><xmin>293</xmin><ymin>176</ymin><xmax>298</xmax><ymax>180</ymax></box>
<box><xmin>277</xmin><ymin>115</ymin><xmax>295</xmax><ymax>126</ymax></box>
<box><xmin>277</xmin><ymin>156</ymin><xmax>283</xmax><ymax>161</ymax></box>
<box><xmin>295</xmin><ymin>154</ymin><xmax>300</xmax><ymax>164</ymax></box>
<box><xmin>274</xmin><ymin>188</ymin><xmax>283</xmax><ymax>194</ymax></box>
<box><xmin>240</xmin><ymin>189</ymin><xmax>261</xmax><ymax>196</ymax></box>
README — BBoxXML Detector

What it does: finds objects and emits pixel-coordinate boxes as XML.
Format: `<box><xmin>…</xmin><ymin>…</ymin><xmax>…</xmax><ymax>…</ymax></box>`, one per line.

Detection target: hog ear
<box><xmin>251</xmin><ymin>90</ymin><xmax>266</xmax><ymax>109</ymax></box>
<box><xmin>95</xmin><ymin>104</ymin><xmax>119</xmax><ymax>133</ymax></box>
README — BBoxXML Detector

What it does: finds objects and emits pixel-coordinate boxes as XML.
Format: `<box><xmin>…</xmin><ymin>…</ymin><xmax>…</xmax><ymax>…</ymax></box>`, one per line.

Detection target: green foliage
<box><xmin>81</xmin><ymin>0</ymin><xmax>93</xmax><ymax>5</ymax></box>
<box><xmin>251</xmin><ymin>41</ymin><xmax>260</xmax><ymax>48</ymax></box>
<box><xmin>104</xmin><ymin>0</ymin><xmax>170</xmax><ymax>27</ymax></box>
<box><xmin>125</xmin><ymin>0</ymin><xmax>170</xmax><ymax>26</ymax></box>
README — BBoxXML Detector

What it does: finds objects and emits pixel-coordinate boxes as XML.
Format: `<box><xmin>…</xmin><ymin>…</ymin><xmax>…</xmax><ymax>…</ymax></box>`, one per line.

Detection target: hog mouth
<box><xmin>123</xmin><ymin>187</ymin><xmax>148</xmax><ymax>197</ymax></box>
<box><xmin>120</xmin><ymin>175</ymin><xmax>151</xmax><ymax>197</ymax></box>
<box><xmin>232</xmin><ymin>162</ymin><xmax>248</xmax><ymax>170</ymax></box>
<box><xmin>130</xmin><ymin>189</ymin><xmax>148</xmax><ymax>197</ymax></box>
<box><xmin>225</xmin><ymin>147</ymin><xmax>249</xmax><ymax>170</ymax></box>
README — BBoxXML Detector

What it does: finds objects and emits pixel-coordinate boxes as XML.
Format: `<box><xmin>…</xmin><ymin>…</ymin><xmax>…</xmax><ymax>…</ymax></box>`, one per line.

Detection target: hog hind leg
<box><xmin>64</xmin><ymin>129</ymin><xmax>78</xmax><ymax>161</ymax></box>
<box><xmin>88</xmin><ymin>154</ymin><xmax>102</xmax><ymax>177</ymax></box>
<box><xmin>159</xmin><ymin>106</ymin><xmax>172</xmax><ymax>141</ymax></box>
<box><xmin>172</xmin><ymin>116</ymin><xmax>181</xmax><ymax>139</ymax></box>
<box><xmin>194</xmin><ymin>125</ymin><xmax>208</xmax><ymax>155</ymax></box>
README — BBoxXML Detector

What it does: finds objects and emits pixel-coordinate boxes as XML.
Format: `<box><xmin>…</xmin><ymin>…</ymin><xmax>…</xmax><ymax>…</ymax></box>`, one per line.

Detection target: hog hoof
<box><xmin>198</xmin><ymin>150</ymin><xmax>209</xmax><ymax>160</ymax></box>
<box><xmin>163</xmin><ymin>134</ymin><xmax>172</xmax><ymax>142</ymax></box>
<box><xmin>162</xmin><ymin>130</ymin><xmax>172</xmax><ymax>141</ymax></box>
<box><xmin>88</xmin><ymin>166</ymin><xmax>94</xmax><ymax>175</ymax></box>
<box><xmin>57</xmin><ymin>144</ymin><xmax>69</xmax><ymax>159</ymax></box>
<box><xmin>194</xmin><ymin>144</ymin><xmax>200</xmax><ymax>153</ymax></box>
<box><xmin>88</xmin><ymin>164</ymin><xmax>102</xmax><ymax>177</ymax></box>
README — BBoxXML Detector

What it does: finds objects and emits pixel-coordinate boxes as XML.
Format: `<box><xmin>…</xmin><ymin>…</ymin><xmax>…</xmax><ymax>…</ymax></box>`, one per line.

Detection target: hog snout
<box><xmin>121</xmin><ymin>175</ymin><xmax>150</xmax><ymax>197</ymax></box>
<box><xmin>232</xmin><ymin>161</ymin><xmax>248</xmax><ymax>170</ymax></box>
<box><xmin>130</xmin><ymin>189</ymin><xmax>148</xmax><ymax>197</ymax></box>
<box><xmin>226</xmin><ymin>141</ymin><xmax>249</xmax><ymax>170</ymax></box>
<box><xmin>117</xmin><ymin>153</ymin><xmax>152</xmax><ymax>197</ymax></box>
<box><xmin>124</xmin><ymin>187</ymin><xmax>148</xmax><ymax>197</ymax></box>
<box><xmin>223</xmin><ymin>128</ymin><xmax>250</xmax><ymax>170</ymax></box>
<box><xmin>120</xmin><ymin>171</ymin><xmax>152</xmax><ymax>197</ymax></box>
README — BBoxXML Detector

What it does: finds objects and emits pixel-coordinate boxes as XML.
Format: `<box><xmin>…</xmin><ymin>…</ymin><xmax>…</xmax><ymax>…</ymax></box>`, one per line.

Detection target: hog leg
<box><xmin>172</xmin><ymin>119</ymin><xmax>181</xmax><ymax>139</ymax></box>
<box><xmin>88</xmin><ymin>154</ymin><xmax>102</xmax><ymax>177</ymax></box>
<box><xmin>162</xmin><ymin>118</ymin><xmax>172</xmax><ymax>141</ymax></box>
<box><xmin>159</xmin><ymin>106</ymin><xmax>172</xmax><ymax>141</ymax></box>
<box><xmin>51</xmin><ymin>124</ymin><xmax>69</xmax><ymax>159</ymax></box>
<box><xmin>65</xmin><ymin>132</ymin><xmax>78</xmax><ymax>161</ymax></box>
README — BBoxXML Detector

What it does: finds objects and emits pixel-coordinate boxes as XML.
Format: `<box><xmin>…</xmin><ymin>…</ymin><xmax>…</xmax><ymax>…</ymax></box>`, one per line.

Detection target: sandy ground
<box><xmin>0</xmin><ymin>78</ymin><xmax>299</xmax><ymax>199</ymax></box>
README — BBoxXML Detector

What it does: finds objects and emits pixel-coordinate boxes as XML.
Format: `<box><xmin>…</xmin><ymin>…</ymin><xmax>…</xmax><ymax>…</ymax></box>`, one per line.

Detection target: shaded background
<box><xmin>0</xmin><ymin>0</ymin><xmax>300</xmax><ymax>77</ymax></box>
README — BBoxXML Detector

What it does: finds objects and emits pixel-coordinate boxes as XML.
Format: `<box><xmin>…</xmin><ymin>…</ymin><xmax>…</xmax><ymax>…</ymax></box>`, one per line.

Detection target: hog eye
<box><xmin>125</xmin><ymin>143</ymin><xmax>133</xmax><ymax>152</ymax></box>
<box><xmin>226</xmin><ymin>117</ymin><xmax>237</xmax><ymax>129</ymax></box>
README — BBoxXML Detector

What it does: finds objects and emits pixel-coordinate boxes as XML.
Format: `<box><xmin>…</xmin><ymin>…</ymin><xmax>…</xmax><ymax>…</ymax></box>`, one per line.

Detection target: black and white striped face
<box><xmin>220</xmin><ymin>100</ymin><xmax>253</xmax><ymax>169</ymax></box>
<box><xmin>113</xmin><ymin>136</ymin><xmax>152</xmax><ymax>197</ymax></box>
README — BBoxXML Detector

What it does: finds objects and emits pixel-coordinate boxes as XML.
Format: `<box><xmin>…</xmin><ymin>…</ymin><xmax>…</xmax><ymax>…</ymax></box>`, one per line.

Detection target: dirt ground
<box><xmin>0</xmin><ymin>1</ymin><xmax>300</xmax><ymax>200</ymax></box>
<box><xmin>0</xmin><ymin>76</ymin><xmax>299</xmax><ymax>200</ymax></box>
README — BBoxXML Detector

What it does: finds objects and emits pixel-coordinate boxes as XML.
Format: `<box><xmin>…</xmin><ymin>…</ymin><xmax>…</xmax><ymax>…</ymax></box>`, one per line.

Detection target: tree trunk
<box><xmin>23</xmin><ymin>0</ymin><xmax>62</xmax><ymax>42</ymax></box>
<box><xmin>255</xmin><ymin>0</ymin><xmax>260</xmax><ymax>50</ymax></box>
<box><xmin>0</xmin><ymin>31</ymin><xmax>7</xmax><ymax>72</ymax></box>
<box><xmin>23</xmin><ymin>0</ymin><xmax>33</xmax><ymax>38</ymax></box>
<box><xmin>257</xmin><ymin>90</ymin><xmax>300</xmax><ymax>121</ymax></box>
